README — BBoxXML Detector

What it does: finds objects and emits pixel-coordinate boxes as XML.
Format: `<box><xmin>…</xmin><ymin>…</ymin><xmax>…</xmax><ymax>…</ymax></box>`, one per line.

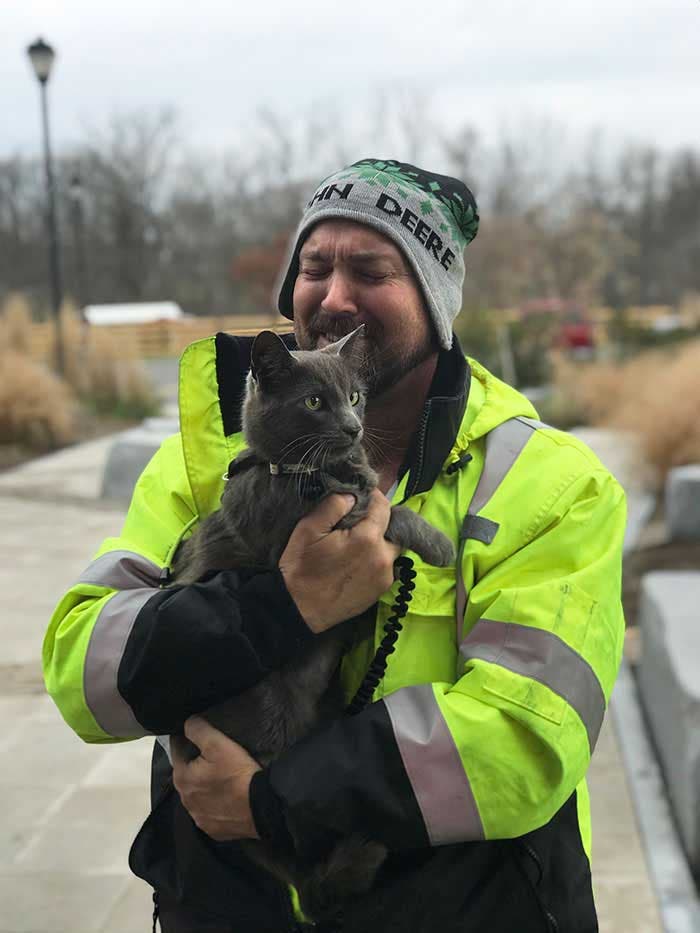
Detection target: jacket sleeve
<box><xmin>43</xmin><ymin>433</ymin><xmax>313</xmax><ymax>743</ymax></box>
<box><xmin>251</xmin><ymin>464</ymin><xmax>626</xmax><ymax>851</ymax></box>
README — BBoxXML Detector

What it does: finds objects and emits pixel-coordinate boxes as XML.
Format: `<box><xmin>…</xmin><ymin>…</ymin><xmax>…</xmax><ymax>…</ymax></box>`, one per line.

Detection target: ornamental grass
<box><xmin>0</xmin><ymin>295</ymin><xmax>159</xmax><ymax>457</ymax></box>
<box><xmin>0</xmin><ymin>349</ymin><xmax>78</xmax><ymax>451</ymax></box>
<box><xmin>553</xmin><ymin>340</ymin><xmax>700</xmax><ymax>484</ymax></box>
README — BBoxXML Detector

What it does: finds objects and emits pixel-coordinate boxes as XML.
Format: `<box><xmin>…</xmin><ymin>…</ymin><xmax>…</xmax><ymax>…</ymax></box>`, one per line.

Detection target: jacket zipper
<box><xmin>521</xmin><ymin>842</ymin><xmax>560</xmax><ymax>933</ymax></box>
<box><xmin>404</xmin><ymin>402</ymin><xmax>431</xmax><ymax>500</ymax></box>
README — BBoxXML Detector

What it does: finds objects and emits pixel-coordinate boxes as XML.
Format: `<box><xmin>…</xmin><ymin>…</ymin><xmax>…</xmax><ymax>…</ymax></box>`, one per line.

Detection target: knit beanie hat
<box><xmin>277</xmin><ymin>158</ymin><xmax>479</xmax><ymax>349</ymax></box>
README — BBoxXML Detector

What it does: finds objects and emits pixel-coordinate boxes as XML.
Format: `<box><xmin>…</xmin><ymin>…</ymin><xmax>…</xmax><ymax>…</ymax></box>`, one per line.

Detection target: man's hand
<box><xmin>279</xmin><ymin>489</ymin><xmax>401</xmax><ymax>634</ymax></box>
<box><xmin>172</xmin><ymin>716</ymin><xmax>261</xmax><ymax>841</ymax></box>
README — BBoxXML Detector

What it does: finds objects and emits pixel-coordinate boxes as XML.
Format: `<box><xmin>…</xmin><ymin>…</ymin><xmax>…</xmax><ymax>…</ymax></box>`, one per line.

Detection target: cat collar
<box><xmin>269</xmin><ymin>462</ymin><xmax>320</xmax><ymax>476</ymax></box>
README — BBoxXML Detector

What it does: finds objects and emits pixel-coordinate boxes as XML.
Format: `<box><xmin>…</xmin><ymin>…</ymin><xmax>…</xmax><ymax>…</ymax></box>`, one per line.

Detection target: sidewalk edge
<box><xmin>611</xmin><ymin>658</ymin><xmax>700</xmax><ymax>933</ymax></box>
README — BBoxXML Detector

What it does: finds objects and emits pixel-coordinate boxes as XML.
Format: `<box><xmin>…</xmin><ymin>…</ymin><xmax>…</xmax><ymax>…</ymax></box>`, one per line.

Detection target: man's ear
<box><xmin>322</xmin><ymin>325</ymin><xmax>365</xmax><ymax>359</ymax></box>
<box><xmin>250</xmin><ymin>330</ymin><xmax>296</xmax><ymax>388</ymax></box>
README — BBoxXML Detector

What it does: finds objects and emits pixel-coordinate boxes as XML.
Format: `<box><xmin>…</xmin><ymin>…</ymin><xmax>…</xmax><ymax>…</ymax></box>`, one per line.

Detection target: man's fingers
<box><xmin>183</xmin><ymin>716</ymin><xmax>223</xmax><ymax>759</ymax></box>
<box><xmin>303</xmin><ymin>493</ymin><xmax>356</xmax><ymax>536</ymax></box>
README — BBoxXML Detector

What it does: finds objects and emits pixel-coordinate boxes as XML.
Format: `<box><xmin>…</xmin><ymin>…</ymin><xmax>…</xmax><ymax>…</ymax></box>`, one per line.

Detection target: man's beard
<box><xmin>295</xmin><ymin>312</ymin><xmax>435</xmax><ymax>398</ymax></box>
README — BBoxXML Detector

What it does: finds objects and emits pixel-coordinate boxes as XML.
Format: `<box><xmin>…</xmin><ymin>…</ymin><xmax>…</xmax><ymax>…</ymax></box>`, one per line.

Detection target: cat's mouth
<box><xmin>326</xmin><ymin>437</ymin><xmax>363</xmax><ymax>459</ymax></box>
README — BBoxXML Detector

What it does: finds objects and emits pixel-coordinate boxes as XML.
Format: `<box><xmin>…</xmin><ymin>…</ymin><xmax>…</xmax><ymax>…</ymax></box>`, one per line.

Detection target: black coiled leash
<box><xmin>345</xmin><ymin>555</ymin><xmax>416</xmax><ymax>716</ymax></box>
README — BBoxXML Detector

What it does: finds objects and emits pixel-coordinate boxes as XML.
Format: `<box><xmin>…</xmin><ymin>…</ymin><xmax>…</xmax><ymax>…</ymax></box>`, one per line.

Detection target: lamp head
<box><xmin>27</xmin><ymin>38</ymin><xmax>55</xmax><ymax>84</ymax></box>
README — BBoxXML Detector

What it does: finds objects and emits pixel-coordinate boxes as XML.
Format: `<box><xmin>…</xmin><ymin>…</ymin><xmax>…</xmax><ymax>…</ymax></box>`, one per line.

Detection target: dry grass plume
<box><xmin>554</xmin><ymin>340</ymin><xmax>700</xmax><ymax>483</ymax></box>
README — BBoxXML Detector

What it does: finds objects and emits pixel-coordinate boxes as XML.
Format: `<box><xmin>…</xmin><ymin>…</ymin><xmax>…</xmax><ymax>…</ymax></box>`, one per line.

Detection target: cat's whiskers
<box><xmin>295</xmin><ymin>436</ymin><xmax>327</xmax><ymax>502</ymax></box>
<box><xmin>277</xmin><ymin>432</ymin><xmax>320</xmax><ymax>461</ymax></box>
<box><xmin>361</xmin><ymin>431</ymin><xmax>386</xmax><ymax>465</ymax></box>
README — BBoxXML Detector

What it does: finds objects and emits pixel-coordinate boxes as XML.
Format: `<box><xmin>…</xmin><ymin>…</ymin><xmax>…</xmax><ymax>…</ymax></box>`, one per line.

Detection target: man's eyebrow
<box><xmin>299</xmin><ymin>248</ymin><xmax>401</xmax><ymax>264</ymax></box>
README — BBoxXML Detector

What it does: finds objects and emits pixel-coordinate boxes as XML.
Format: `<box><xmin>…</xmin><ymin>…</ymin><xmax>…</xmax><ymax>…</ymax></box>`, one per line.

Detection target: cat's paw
<box><xmin>417</xmin><ymin>529</ymin><xmax>455</xmax><ymax>567</ymax></box>
<box><xmin>298</xmin><ymin>838</ymin><xmax>387</xmax><ymax>921</ymax></box>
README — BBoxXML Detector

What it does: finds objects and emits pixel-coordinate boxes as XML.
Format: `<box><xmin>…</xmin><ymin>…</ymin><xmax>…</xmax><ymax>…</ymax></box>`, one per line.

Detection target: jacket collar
<box><xmin>401</xmin><ymin>335</ymin><xmax>471</xmax><ymax>499</ymax></box>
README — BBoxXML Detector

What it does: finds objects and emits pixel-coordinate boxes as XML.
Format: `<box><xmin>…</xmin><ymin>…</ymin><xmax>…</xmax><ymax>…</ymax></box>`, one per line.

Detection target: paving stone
<box><xmin>83</xmin><ymin>740</ymin><xmax>154</xmax><ymax>788</ymax></box>
<box><xmin>0</xmin><ymin>498</ymin><xmax>124</xmax><ymax>666</ymax></box>
<box><xmin>666</xmin><ymin>463</ymin><xmax>700</xmax><ymax>541</ymax></box>
<box><xmin>637</xmin><ymin>570</ymin><xmax>700</xmax><ymax>874</ymax></box>
<box><xmin>99</xmin><ymin>875</ymin><xmax>154</xmax><ymax>933</ymax></box>
<box><xmin>0</xmin><ymin>871</ymin><xmax>124</xmax><ymax>933</ymax></box>
<box><xmin>14</xmin><ymin>786</ymin><xmax>148</xmax><ymax>874</ymax></box>
<box><xmin>0</xmin><ymin>436</ymin><xmax>117</xmax><ymax>503</ymax></box>
<box><xmin>588</xmin><ymin>717</ymin><xmax>663</xmax><ymax>930</ymax></box>
<box><xmin>0</xmin><ymin>784</ymin><xmax>65</xmax><ymax>865</ymax></box>
<box><xmin>0</xmin><ymin>716</ymin><xmax>102</xmax><ymax>788</ymax></box>
<box><xmin>593</xmin><ymin>878</ymin><xmax>665</xmax><ymax>933</ymax></box>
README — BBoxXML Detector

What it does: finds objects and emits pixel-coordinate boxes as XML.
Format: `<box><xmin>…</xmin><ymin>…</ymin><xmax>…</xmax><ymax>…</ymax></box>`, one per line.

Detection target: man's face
<box><xmin>292</xmin><ymin>219</ymin><xmax>436</xmax><ymax>397</ymax></box>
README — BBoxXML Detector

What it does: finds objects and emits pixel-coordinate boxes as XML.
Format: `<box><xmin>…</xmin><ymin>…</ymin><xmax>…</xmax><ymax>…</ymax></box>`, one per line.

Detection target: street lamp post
<box><xmin>69</xmin><ymin>172</ymin><xmax>89</xmax><ymax>315</ymax></box>
<box><xmin>26</xmin><ymin>37</ymin><xmax>64</xmax><ymax>375</ymax></box>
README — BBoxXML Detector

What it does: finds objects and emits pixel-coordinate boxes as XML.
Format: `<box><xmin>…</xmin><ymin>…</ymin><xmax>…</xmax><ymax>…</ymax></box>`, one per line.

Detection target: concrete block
<box><xmin>637</xmin><ymin>571</ymin><xmax>700</xmax><ymax>873</ymax></box>
<box><xmin>666</xmin><ymin>464</ymin><xmax>700</xmax><ymax>541</ymax></box>
<box><xmin>100</xmin><ymin>418</ymin><xmax>178</xmax><ymax>504</ymax></box>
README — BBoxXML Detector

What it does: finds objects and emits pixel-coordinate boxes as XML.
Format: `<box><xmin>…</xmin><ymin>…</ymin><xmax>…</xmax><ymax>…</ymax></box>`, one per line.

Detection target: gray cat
<box><xmin>169</xmin><ymin>326</ymin><xmax>454</xmax><ymax>922</ymax></box>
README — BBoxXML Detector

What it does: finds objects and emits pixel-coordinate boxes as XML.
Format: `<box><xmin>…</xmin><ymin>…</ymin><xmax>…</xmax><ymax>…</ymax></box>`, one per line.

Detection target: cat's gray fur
<box><xmin>169</xmin><ymin>327</ymin><xmax>454</xmax><ymax>922</ymax></box>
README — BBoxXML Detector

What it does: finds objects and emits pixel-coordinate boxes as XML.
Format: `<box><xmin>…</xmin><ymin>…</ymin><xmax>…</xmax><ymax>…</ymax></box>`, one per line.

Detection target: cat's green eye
<box><xmin>304</xmin><ymin>396</ymin><xmax>322</xmax><ymax>411</ymax></box>
<box><xmin>349</xmin><ymin>391</ymin><xmax>360</xmax><ymax>406</ymax></box>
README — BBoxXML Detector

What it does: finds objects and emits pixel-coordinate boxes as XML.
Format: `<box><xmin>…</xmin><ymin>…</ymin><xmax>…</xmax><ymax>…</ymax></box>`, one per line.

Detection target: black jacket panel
<box><xmin>119</xmin><ymin>568</ymin><xmax>313</xmax><ymax>733</ymax></box>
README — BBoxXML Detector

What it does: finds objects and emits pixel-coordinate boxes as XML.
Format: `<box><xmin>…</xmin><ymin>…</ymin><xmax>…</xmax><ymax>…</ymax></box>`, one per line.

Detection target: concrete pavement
<box><xmin>0</xmin><ymin>429</ymin><xmax>667</xmax><ymax>932</ymax></box>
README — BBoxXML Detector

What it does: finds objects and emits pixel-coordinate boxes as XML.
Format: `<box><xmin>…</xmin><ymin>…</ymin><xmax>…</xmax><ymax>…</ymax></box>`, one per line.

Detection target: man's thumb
<box><xmin>307</xmin><ymin>493</ymin><xmax>356</xmax><ymax>534</ymax></box>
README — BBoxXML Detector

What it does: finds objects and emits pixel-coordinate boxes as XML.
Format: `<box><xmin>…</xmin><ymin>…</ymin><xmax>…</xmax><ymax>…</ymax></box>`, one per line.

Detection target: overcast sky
<box><xmin>3</xmin><ymin>0</ymin><xmax>699</xmax><ymax>164</ymax></box>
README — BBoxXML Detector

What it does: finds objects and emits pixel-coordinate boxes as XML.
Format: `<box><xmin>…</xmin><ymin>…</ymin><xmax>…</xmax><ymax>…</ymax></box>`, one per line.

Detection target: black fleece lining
<box><xmin>215</xmin><ymin>331</ymin><xmax>297</xmax><ymax>437</ymax></box>
<box><xmin>118</xmin><ymin>569</ymin><xmax>314</xmax><ymax>734</ymax></box>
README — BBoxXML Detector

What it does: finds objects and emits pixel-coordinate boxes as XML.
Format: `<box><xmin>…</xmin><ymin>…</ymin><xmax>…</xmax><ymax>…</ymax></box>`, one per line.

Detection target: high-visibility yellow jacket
<box><xmin>43</xmin><ymin>333</ymin><xmax>626</xmax><ymax>930</ymax></box>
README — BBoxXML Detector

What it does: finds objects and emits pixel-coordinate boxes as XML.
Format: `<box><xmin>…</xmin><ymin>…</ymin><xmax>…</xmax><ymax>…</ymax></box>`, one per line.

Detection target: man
<box><xmin>43</xmin><ymin>159</ymin><xmax>626</xmax><ymax>932</ymax></box>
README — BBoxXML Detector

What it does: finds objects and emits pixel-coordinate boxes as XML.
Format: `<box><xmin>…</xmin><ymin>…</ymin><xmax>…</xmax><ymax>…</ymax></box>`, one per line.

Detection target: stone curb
<box><xmin>610</xmin><ymin>475</ymin><xmax>700</xmax><ymax>932</ymax></box>
<box><xmin>611</xmin><ymin>660</ymin><xmax>700</xmax><ymax>932</ymax></box>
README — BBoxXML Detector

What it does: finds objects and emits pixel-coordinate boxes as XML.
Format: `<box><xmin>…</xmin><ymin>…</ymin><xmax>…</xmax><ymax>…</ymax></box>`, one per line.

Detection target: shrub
<box><xmin>0</xmin><ymin>298</ymin><xmax>160</xmax><ymax>462</ymax></box>
<box><xmin>0</xmin><ymin>292</ymin><xmax>34</xmax><ymax>355</ymax></box>
<box><xmin>553</xmin><ymin>340</ymin><xmax>700</xmax><ymax>484</ymax></box>
<box><xmin>0</xmin><ymin>350</ymin><xmax>77</xmax><ymax>450</ymax></box>
<box><xmin>55</xmin><ymin>304</ymin><xmax>160</xmax><ymax>420</ymax></box>
<box><xmin>82</xmin><ymin>333</ymin><xmax>160</xmax><ymax>420</ymax></box>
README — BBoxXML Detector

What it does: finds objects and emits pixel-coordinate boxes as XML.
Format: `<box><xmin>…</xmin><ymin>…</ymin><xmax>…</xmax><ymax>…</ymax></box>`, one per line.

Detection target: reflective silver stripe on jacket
<box><xmin>467</xmin><ymin>417</ymin><xmax>541</xmax><ymax>515</ymax></box>
<box><xmin>384</xmin><ymin>683</ymin><xmax>484</xmax><ymax>845</ymax></box>
<box><xmin>79</xmin><ymin>550</ymin><xmax>162</xmax><ymax>738</ymax></box>
<box><xmin>460</xmin><ymin>618</ymin><xmax>606</xmax><ymax>752</ymax></box>
<box><xmin>77</xmin><ymin>549</ymin><xmax>162</xmax><ymax>590</ymax></box>
<box><xmin>456</xmin><ymin>417</ymin><xmax>542</xmax><ymax>638</ymax></box>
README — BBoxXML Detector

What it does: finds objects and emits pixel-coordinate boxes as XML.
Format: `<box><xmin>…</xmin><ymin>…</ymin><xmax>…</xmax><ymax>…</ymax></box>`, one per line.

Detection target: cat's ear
<box><xmin>250</xmin><ymin>331</ymin><xmax>295</xmax><ymax>388</ymax></box>
<box><xmin>323</xmin><ymin>325</ymin><xmax>365</xmax><ymax>359</ymax></box>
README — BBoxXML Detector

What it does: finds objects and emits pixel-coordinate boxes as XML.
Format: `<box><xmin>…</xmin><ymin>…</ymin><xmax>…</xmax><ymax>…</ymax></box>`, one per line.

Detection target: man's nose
<box><xmin>321</xmin><ymin>272</ymin><xmax>358</xmax><ymax>314</ymax></box>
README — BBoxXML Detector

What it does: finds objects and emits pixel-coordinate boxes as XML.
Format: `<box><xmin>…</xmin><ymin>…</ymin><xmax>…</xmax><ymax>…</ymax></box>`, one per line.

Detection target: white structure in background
<box><xmin>83</xmin><ymin>301</ymin><xmax>185</xmax><ymax>325</ymax></box>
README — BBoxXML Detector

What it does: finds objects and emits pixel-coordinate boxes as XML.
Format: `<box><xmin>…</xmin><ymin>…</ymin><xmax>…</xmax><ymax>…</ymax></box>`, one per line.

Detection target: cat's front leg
<box><xmin>387</xmin><ymin>506</ymin><xmax>455</xmax><ymax>567</ymax></box>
